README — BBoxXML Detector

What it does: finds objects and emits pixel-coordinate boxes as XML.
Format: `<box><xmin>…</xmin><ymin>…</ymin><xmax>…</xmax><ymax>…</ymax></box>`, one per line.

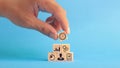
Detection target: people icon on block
<box><xmin>57</xmin><ymin>53</ymin><xmax>64</xmax><ymax>61</ymax></box>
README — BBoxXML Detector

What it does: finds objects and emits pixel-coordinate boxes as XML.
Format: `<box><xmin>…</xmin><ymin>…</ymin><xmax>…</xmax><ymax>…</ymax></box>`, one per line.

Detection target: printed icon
<box><xmin>66</xmin><ymin>52</ymin><xmax>73</xmax><ymax>61</ymax></box>
<box><xmin>62</xmin><ymin>45</ymin><xmax>69</xmax><ymax>52</ymax></box>
<box><xmin>58</xmin><ymin>32</ymin><xmax>67</xmax><ymax>41</ymax></box>
<box><xmin>49</xmin><ymin>54</ymin><xmax>55</xmax><ymax>61</ymax></box>
<box><xmin>57</xmin><ymin>53</ymin><xmax>64</xmax><ymax>61</ymax></box>
<box><xmin>53</xmin><ymin>44</ymin><xmax>60</xmax><ymax>52</ymax></box>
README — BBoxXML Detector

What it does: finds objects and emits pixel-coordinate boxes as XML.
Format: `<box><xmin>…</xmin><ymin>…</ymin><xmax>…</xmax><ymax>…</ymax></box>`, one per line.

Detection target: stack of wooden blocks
<box><xmin>48</xmin><ymin>44</ymin><xmax>73</xmax><ymax>61</ymax></box>
<box><xmin>48</xmin><ymin>32</ymin><xmax>74</xmax><ymax>62</ymax></box>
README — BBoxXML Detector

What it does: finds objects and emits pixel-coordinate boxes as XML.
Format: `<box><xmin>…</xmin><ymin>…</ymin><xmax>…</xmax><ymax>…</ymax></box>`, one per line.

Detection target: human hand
<box><xmin>0</xmin><ymin>0</ymin><xmax>70</xmax><ymax>40</ymax></box>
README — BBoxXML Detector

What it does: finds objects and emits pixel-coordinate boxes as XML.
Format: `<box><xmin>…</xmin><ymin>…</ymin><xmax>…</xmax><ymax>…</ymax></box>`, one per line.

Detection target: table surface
<box><xmin>0</xmin><ymin>59</ymin><xmax>120</xmax><ymax>68</ymax></box>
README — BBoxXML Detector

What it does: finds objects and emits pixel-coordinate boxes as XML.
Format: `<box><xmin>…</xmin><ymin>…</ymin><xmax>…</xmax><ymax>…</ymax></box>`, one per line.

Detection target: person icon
<box><xmin>57</xmin><ymin>53</ymin><xmax>64</xmax><ymax>61</ymax></box>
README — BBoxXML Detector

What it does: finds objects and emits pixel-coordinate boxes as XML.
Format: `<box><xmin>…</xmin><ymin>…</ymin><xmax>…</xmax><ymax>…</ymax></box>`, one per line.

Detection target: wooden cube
<box><xmin>48</xmin><ymin>52</ymin><xmax>58</xmax><ymax>61</ymax></box>
<box><xmin>53</xmin><ymin>44</ymin><xmax>61</xmax><ymax>52</ymax></box>
<box><xmin>65</xmin><ymin>52</ymin><xmax>74</xmax><ymax>61</ymax></box>
<box><xmin>61</xmin><ymin>44</ymin><xmax>70</xmax><ymax>53</ymax></box>
<box><xmin>56</xmin><ymin>52</ymin><xmax>66</xmax><ymax>61</ymax></box>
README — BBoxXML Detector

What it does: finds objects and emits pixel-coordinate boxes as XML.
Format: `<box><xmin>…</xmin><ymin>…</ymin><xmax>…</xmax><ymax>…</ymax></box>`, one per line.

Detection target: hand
<box><xmin>0</xmin><ymin>0</ymin><xmax>70</xmax><ymax>40</ymax></box>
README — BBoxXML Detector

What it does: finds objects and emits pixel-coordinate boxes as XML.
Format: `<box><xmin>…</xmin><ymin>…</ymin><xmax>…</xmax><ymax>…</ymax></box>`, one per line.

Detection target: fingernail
<box><xmin>67</xmin><ymin>27</ymin><xmax>70</xmax><ymax>34</ymax></box>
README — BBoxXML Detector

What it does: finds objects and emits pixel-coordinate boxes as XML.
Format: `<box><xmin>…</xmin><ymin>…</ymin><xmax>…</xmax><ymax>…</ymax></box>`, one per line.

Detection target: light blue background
<box><xmin>0</xmin><ymin>0</ymin><xmax>120</xmax><ymax>68</ymax></box>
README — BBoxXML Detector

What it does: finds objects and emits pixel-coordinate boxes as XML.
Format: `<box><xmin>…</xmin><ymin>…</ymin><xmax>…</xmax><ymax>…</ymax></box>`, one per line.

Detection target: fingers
<box><xmin>46</xmin><ymin>16</ymin><xmax>61</xmax><ymax>32</ymax></box>
<box><xmin>38</xmin><ymin>0</ymin><xmax>70</xmax><ymax>34</ymax></box>
<box><xmin>32</xmin><ymin>16</ymin><xmax>58</xmax><ymax>40</ymax></box>
<box><xmin>52</xmin><ymin>6</ymin><xmax>70</xmax><ymax>34</ymax></box>
<box><xmin>51</xmin><ymin>1</ymin><xmax>70</xmax><ymax>34</ymax></box>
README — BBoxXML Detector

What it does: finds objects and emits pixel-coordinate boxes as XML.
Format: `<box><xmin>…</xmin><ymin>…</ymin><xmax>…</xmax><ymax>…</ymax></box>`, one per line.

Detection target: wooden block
<box><xmin>53</xmin><ymin>44</ymin><xmax>61</xmax><ymax>52</ymax></box>
<box><xmin>61</xmin><ymin>44</ymin><xmax>70</xmax><ymax>53</ymax></box>
<box><xmin>58</xmin><ymin>32</ymin><xmax>67</xmax><ymax>41</ymax></box>
<box><xmin>48</xmin><ymin>52</ymin><xmax>58</xmax><ymax>61</ymax></box>
<box><xmin>65</xmin><ymin>52</ymin><xmax>74</xmax><ymax>61</ymax></box>
<box><xmin>56</xmin><ymin>52</ymin><xmax>66</xmax><ymax>61</ymax></box>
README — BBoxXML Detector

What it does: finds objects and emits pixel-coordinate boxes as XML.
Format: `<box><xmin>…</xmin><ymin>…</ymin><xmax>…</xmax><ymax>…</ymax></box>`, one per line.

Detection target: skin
<box><xmin>0</xmin><ymin>0</ymin><xmax>70</xmax><ymax>40</ymax></box>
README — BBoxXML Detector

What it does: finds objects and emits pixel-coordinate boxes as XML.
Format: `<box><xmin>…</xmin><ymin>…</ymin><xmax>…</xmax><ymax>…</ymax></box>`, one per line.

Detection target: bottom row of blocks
<box><xmin>48</xmin><ymin>52</ymin><xmax>73</xmax><ymax>61</ymax></box>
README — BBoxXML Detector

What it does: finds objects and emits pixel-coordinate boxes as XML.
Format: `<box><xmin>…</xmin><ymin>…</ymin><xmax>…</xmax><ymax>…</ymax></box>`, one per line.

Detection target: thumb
<box><xmin>32</xmin><ymin>17</ymin><xmax>58</xmax><ymax>40</ymax></box>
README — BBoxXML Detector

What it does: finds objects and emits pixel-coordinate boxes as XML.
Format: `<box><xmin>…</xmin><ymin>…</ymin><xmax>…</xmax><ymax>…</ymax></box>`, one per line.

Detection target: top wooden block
<box><xmin>58</xmin><ymin>32</ymin><xmax>67</xmax><ymax>41</ymax></box>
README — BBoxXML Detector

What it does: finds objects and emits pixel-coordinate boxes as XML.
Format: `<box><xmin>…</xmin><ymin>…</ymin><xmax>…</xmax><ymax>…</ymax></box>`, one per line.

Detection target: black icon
<box><xmin>54</xmin><ymin>47</ymin><xmax>60</xmax><ymax>51</ymax></box>
<box><xmin>50</xmin><ymin>54</ymin><xmax>55</xmax><ymax>61</ymax></box>
<box><xmin>57</xmin><ymin>53</ymin><xmax>64</xmax><ymax>61</ymax></box>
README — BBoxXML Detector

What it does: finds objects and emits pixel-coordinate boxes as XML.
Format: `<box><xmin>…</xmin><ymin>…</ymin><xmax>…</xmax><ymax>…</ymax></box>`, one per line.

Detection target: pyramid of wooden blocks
<box><xmin>48</xmin><ymin>44</ymin><xmax>73</xmax><ymax>61</ymax></box>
